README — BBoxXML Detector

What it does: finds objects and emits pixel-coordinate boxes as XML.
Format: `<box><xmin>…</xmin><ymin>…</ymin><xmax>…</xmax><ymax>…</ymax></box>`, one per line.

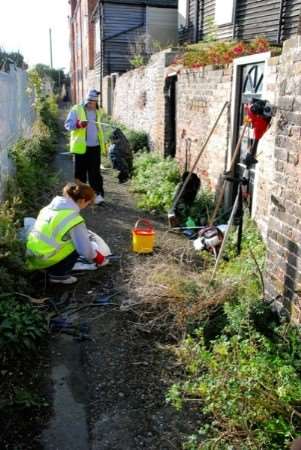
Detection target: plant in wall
<box><xmin>177</xmin><ymin>36</ymin><xmax>270</xmax><ymax>69</ymax></box>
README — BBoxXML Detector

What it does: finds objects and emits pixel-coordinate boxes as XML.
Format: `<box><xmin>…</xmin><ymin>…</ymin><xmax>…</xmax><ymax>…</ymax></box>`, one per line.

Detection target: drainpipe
<box><xmin>79</xmin><ymin>0</ymin><xmax>84</xmax><ymax>101</ymax></box>
<box><xmin>232</xmin><ymin>0</ymin><xmax>238</xmax><ymax>39</ymax></box>
<box><xmin>98</xmin><ymin>0</ymin><xmax>104</xmax><ymax>107</ymax></box>
<box><xmin>277</xmin><ymin>0</ymin><xmax>285</xmax><ymax>44</ymax></box>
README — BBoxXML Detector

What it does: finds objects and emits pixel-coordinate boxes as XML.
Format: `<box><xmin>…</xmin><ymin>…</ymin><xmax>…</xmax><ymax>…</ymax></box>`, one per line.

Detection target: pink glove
<box><xmin>76</xmin><ymin>119</ymin><xmax>88</xmax><ymax>129</ymax></box>
<box><xmin>94</xmin><ymin>251</ymin><xmax>105</xmax><ymax>266</ymax></box>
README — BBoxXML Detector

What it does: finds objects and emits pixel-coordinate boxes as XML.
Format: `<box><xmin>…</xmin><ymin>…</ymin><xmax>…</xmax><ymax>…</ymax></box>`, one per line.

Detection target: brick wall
<box><xmin>265</xmin><ymin>37</ymin><xmax>301</xmax><ymax>315</ymax></box>
<box><xmin>112</xmin><ymin>38</ymin><xmax>301</xmax><ymax>310</ymax></box>
<box><xmin>113</xmin><ymin>51</ymin><xmax>178</xmax><ymax>152</ymax></box>
<box><xmin>176</xmin><ymin>67</ymin><xmax>232</xmax><ymax>189</ymax></box>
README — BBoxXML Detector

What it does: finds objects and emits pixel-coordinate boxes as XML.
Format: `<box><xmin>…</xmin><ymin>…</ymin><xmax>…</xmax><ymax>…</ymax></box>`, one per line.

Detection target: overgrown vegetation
<box><xmin>131</xmin><ymin>152</ymin><xmax>181</xmax><ymax>211</ymax></box>
<box><xmin>163</xmin><ymin>222</ymin><xmax>301</xmax><ymax>449</ymax></box>
<box><xmin>124</xmin><ymin>182</ymin><xmax>301</xmax><ymax>450</ymax></box>
<box><xmin>0</xmin><ymin>67</ymin><xmax>58</xmax><ymax>442</ymax></box>
<box><xmin>131</xmin><ymin>151</ymin><xmax>215</xmax><ymax>219</ymax></box>
<box><xmin>177</xmin><ymin>37</ymin><xmax>278</xmax><ymax>69</ymax></box>
<box><xmin>34</xmin><ymin>63</ymin><xmax>69</xmax><ymax>94</ymax></box>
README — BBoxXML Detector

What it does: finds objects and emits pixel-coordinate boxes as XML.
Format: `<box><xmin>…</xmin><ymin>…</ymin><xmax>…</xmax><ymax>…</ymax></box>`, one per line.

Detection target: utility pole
<box><xmin>49</xmin><ymin>28</ymin><xmax>53</xmax><ymax>68</ymax></box>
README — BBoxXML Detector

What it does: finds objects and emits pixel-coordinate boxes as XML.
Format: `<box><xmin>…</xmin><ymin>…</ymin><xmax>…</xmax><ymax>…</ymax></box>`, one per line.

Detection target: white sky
<box><xmin>0</xmin><ymin>0</ymin><xmax>70</xmax><ymax>71</ymax></box>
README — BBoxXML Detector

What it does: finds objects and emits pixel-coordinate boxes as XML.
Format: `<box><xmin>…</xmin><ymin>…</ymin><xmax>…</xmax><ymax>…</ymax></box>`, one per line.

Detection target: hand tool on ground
<box><xmin>168</xmin><ymin>101</ymin><xmax>229</xmax><ymax>226</ymax></box>
<box><xmin>94</xmin><ymin>291</ymin><xmax>120</xmax><ymax>305</ymax></box>
<box><xmin>210</xmin><ymin>188</ymin><xmax>240</xmax><ymax>282</ymax></box>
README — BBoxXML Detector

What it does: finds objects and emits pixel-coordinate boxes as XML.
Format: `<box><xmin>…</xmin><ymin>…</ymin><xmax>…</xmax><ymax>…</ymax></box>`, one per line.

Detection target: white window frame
<box><xmin>178</xmin><ymin>0</ymin><xmax>189</xmax><ymax>29</ymax></box>
<box><xmin>215</xmin><ymin>0</ymin><xmax>234</xmax><ymax>26</ymax></box>
<box><xmin>228</xmin><ymin>52</ymin><xmax>271</xmax><ymax>219</ymax></box>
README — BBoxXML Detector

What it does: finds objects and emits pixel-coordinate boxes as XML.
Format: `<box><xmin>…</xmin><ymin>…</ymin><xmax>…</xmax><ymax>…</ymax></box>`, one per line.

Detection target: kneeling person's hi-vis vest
<box><xmin>70</xmin><ymin>104</ymin><xmax>105</xmax><ymax>155</ymax></box>
<box><xmin>26</xmin><ymin>206</ymin><xmax>84</xmax><ymax>270</ymax></box>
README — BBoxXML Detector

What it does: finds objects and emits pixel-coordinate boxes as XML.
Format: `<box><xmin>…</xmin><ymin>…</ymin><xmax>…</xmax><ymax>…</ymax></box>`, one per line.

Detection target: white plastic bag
<box><xmin>18</xmin><ymin>217</ymin><xmax>37</xmax><ymax>242</ymax></box>
<box><xmin>88</xmin><ymin>230</ymin><xmax>111</xmax><ymax>256</ymax></box>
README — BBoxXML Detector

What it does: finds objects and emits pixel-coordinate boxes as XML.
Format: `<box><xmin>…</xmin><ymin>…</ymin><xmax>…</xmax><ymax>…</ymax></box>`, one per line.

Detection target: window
<box><xmin>178</xmin><ymin>0</ymin><xmax>188</xmax><ymax>28</ymax></box>
<box><xmin>215</xmin><ymin>0</ymin><xmax>234</xmax><ymax>26</ymax></box>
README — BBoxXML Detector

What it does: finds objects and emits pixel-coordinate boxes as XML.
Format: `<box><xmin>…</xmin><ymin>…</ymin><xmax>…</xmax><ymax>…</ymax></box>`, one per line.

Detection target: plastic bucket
<box><xmin>132</xmin><ymin>219</ymin><xmax>155</xmax><ymax>253</ymax></box>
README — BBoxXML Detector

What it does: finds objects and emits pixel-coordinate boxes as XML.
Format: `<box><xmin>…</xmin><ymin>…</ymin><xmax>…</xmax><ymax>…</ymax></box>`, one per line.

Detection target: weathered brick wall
<box><xmin>0</xmin><ymin>67</ymin><xmax>33</xmax><ymax>200</ymax></box>
<box><xmin>113</xmin><ymin>51</ymin><xmax>178</xmax><ymax>152</ymax></box>
<box><xmin>176</xmin><ymin>67</ymin><xmax>232</xmax><ymax>190</ymax></box>
<box><xmin>265</xmin><ymin>37</ymin><xmax>301</xmax><ymax>313</ymax></box>
<box><xmin>252</xmin><ymin>57</ymin><xmax>279</xmax><ymax>238</ymax></box>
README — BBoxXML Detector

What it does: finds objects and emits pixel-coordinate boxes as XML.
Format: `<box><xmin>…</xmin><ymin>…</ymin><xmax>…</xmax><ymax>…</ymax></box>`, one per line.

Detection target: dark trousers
<box><xmin>48</xmin><ymin>251</ymin><xmax>79</xmax><ymax>277</ymax></box>
<box><xmin>74</xmin><ymin>146</ymin><xmax>104</xmax><ymax>196</ymax></box>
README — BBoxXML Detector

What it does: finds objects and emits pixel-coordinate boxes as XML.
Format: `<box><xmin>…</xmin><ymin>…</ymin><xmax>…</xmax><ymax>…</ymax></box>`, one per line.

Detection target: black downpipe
<box><xmin>232</xmin><ymin>0</ymin><xmax>238</xmax><ymax>39</ymax></box>
<box><xmin>277</xmin><ymin>0</ymin><xmax>285</xmax><ymax>44</ymax></box>
<box><xmin>193</xmin><ymin>0</ymin><xmax>199</xmax><ymax>43</ymax></box>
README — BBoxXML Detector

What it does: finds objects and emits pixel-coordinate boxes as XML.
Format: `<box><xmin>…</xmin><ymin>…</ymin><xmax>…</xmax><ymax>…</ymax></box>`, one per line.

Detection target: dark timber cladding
<box><xmin>103</xmin><ymin>2</ymin><xmax>145</xmax><ymax>75</ymax></box>
<box><xmin>236</xmin><ymin>0</ymin><xmax>283</xmax><ymax>42</ymax></box>
<box><xmin>181</xmin><ymin>0</ymin><xmax>301</xmax><ymax>45</ymax></box>
<box><xmin>282</xmin><ymin>0</ymin><xmax>301</xmax><ymax>40</ymax></box>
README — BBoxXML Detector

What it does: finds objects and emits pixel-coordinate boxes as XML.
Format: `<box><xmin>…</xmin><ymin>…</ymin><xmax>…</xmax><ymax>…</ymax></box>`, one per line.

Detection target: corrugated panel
<box><xmin>182</xmin><ymin>0</ymin><xmax>300</xmax><ymax>45</ymax></box>
<box><xmin>202</xmin><ymin>0</ymin><xmax>215</xmax><ymax>35</ymax></box>
<box><xmin>103</xmin><ymin>3</ymin><xmax>146</xmax><ymax>74</ymax></box>
<box><xmin>282</xmin><ymin>0</ymin><xmax>301</xmax><ymax>40</ymax></box>
<box><xmin>103</xmin><ymin>3</ymin><xmax>145</xmax><ymax>39</ymax></box>
<box><xmin>235</xmin><ymin>0</ymin><xmax>281</xmax><ymax>43</ymax></box>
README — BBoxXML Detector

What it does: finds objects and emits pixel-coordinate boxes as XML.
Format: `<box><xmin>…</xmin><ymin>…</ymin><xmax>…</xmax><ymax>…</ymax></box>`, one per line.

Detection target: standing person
<box><xmin>64</xmin><ymin>89</ymin><xmax>105</xmax><ymax>205</ymax></box>
<box><xmin>26</xmin><ymin>183</ymin><xmax>107</xmax><ymax>285</ymax></box>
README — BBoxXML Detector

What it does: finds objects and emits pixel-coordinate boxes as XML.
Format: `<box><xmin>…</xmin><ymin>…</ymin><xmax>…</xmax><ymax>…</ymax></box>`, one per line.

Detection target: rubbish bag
<box><xmin>18</xmin><ymin>217</ymin><xmax>36</xmax><ymax>242</ymax></box>
<box><xmin>88</xmin><ymin>230</ymin><xmax>111</xmax><ymax>256</ymax></box>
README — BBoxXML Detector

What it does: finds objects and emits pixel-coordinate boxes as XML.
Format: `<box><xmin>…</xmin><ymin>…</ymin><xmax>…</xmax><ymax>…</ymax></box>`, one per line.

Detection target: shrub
<box><xmin>124</xmin><ymin>130</ymin><xmax>149</xmax><ymax>153</ymax></box>
<box><xmin>187</xmin><ymin>189</ymin><xmax>216</xmax><ymax>225</ymax></box>
<box><xmin>130</xmin><ymin>54</ymin><xmax>145</xmax><ymax>68</ymax></box>
<box><xmin>0</xmin><ymin>200</ymin><xmax>28</xmax><ymax>295</ymax></box>
<box><xmin>0</xmin><ymin>297</ymin><xmax>47</xmax><ymax>359</ymax></box>
<box><xmin>166</xmin><ymin>221</ymin><xmax>301</xmax><ymax>449</ymax></box>
<box><xmin>177</xmin><ymin>37</ymin><xmax>271</xmax><ymax>68</ymax></box>
<box><xmin>168</xmin><ymin>323</ymin><xmax>301</xmax><ymax>449</ymax></box>
<box><xmin>131</xmin><ymin>152</ymin><xmax>180</xmax><ymax>211</ymax></box>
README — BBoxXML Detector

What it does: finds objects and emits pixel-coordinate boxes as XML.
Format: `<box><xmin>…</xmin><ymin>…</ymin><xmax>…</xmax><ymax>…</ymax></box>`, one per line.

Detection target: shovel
<box><xmin>168</xmin><ymin>101</ymin><xmax>229</xmax><ymax>226</ymax></box>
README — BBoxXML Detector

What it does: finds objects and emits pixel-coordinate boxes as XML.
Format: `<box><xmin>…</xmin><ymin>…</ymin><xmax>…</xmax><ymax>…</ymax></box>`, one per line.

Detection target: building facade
<box><xmin>178</xmin><ymin>0</ymin><xmax>301</xmax><ymax>44</ymax></box>
<box><xmin>69</xmin><ymin>0</ymin><xmax>178</xmax><ymax>104</ymax></box>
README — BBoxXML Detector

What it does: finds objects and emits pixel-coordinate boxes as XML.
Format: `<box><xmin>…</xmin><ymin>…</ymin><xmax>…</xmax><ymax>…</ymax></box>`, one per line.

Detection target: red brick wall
<box><xmin>264</xmin><ymin>37</ymin><xmax>301</xmax><ymax>316</ymax></box>
<box><xmin>176</xmin><ymin>67</ymin><xmax>232</xmax><ymax>190</ymax></box>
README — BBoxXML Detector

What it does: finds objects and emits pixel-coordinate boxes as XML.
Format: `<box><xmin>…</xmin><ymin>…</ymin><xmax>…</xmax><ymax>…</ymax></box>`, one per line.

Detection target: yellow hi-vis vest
<box><xmin>26</xmin><ymin>206</ymin><xmax>84</xmax><ymax>270</ymax></box>
<box><xmin>70</xmin><ymin>104</ymin><xmax>105</xmax><ymax>155</ymax></box>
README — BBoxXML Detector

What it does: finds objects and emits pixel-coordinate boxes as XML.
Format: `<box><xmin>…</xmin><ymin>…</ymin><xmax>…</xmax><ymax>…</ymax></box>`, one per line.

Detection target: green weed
<box><xmin>131</xmin><ymin>151</ymin><xmax>180</xmax><ymax>211</ymax></box>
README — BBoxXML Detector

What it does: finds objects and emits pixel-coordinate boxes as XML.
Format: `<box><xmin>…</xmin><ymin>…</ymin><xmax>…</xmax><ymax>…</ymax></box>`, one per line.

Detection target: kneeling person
<box><xmin>26</xmin><ymin>183</ymin><xmax>106</xmax><ymax>285</ymax></box>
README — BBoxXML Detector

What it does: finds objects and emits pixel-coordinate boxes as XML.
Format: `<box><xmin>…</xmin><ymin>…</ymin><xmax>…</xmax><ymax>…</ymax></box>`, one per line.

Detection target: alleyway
<box><xmin>37</xmin><ymin>127</ymin><xmax>198</xmax><ymax>450</ymax></box>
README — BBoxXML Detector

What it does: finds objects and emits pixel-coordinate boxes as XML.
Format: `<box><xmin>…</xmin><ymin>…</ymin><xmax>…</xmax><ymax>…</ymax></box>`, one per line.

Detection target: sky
<box><xmin>0</xmin><ymin>0</ymin><xmax>70</xmax><ymax>71</ymax></box>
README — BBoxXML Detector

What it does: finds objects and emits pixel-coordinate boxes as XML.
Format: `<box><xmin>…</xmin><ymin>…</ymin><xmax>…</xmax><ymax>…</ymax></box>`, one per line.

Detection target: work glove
<box><xmin>76</xmin><ymin>119</ymin><xmax>88</xmax><ymax>129</ymax></box>
<box><xmin>94</xmin><ymin>251</ymin><xmax>106</xmax><ymax>266</ymax></box>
